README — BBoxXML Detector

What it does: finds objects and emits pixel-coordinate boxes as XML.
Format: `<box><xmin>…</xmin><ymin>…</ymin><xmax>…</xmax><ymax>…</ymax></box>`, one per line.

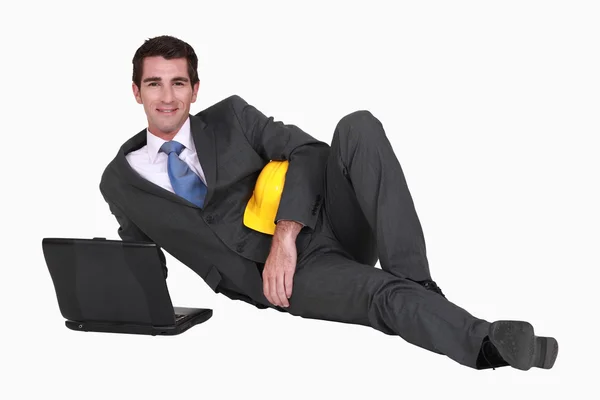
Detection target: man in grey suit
<box><xmin>100</xmin><ymin>35</ymin><xmax>558</xmax><ymax>370</ymax></box>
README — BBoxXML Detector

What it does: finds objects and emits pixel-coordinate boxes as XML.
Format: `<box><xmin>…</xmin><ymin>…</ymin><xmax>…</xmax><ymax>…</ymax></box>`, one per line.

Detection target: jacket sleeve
<box><xmin>229</xmin><ymin>95</ymin><xmax>330</xmax><ymax>231</ymax></box>
<box><xmin>103</xmin><ymin>195</ymin><xmax>169</xmax><ymax>279</ymax></box>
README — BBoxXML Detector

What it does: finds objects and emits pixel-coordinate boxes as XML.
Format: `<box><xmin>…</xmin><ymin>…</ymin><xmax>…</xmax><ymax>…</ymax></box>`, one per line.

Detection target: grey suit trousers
<box><xmin>261</xmin><ymin>110</ymin><xmax>491</xmax><ymax>368</ymax></box>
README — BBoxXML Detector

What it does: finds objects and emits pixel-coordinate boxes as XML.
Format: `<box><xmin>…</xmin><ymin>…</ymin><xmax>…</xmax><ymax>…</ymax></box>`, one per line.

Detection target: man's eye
<box><xmin>148</xmin><ymin>82</ymin><xmax>159</xmax><ymax>87</ymax></box>
<box><xmin>174</xmin><ymin>82</ymin><xmax>184</xmax><ymax>86</ymax></box>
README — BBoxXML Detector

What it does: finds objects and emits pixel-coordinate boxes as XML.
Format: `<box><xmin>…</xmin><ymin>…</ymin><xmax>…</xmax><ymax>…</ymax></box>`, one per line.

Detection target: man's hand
<box><xmin>262</xmin><ymin>220</ymin><xmax>303</xmax><ymax>307</ymax></box>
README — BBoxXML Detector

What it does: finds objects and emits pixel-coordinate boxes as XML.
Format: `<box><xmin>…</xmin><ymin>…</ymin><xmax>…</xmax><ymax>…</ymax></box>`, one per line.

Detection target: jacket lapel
<box><xmin>115</xmin><ymin>114</ymin><xmax>217</xmax><ymax>209</ymax></box>
<box><xmin>190</xmin><ymin>114</ymin><xmax>217</xmax><ymax>206</ymax></box>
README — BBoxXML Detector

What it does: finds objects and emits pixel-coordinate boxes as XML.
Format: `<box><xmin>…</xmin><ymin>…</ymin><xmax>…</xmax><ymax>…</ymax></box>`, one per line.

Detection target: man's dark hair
<box><xmin>132</xmin><ymin>35</ymin><xmax>199</xmax><ymax>88</ymax></box>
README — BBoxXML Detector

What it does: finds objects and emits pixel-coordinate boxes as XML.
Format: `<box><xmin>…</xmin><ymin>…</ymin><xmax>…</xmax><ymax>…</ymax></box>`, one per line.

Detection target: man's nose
<box><xmin>161</xmin><ymin>85</ymin><xmax>175</xmax><ymax>103</ymax></box>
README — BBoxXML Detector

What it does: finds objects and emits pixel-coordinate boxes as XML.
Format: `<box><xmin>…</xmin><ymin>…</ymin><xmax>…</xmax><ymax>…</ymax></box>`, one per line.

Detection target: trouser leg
<box><xmin>287</xmin><ymin>246</ymin><xmax>490</xmax><ymax>368</ymax></box>
<box><xmin>324</xmin><ymin>110</ymin><xmax>431</xmax><ymax>281</ymax></box>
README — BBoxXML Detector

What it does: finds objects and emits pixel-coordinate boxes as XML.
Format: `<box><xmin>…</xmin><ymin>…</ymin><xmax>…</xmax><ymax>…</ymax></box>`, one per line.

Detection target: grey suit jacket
<box><xmin>99</xmin><ymin>95</ymin><xmax>330</xmax><ymax>306</ymax></box>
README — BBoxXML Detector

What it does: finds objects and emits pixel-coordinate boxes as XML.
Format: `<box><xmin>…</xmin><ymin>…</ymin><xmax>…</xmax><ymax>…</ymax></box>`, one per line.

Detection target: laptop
<box><xmin>42</xmin><ymin>237</ymin><xmax>212</xmax><ymax>335</ymax></box>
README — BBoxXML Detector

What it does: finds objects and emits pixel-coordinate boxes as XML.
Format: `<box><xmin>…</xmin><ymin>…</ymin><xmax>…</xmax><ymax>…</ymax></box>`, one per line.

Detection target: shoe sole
<box><xmin>489</xmin><ymin>321</ymin><xmax>558</xmax><ymax>370</ymax></box>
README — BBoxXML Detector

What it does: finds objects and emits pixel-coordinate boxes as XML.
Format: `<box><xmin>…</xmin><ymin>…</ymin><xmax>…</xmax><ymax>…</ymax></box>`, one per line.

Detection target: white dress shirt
<box><xmin>125</xmin><ymin>117</ymin><xmax>207</xmax><ymax>193</ymax></box>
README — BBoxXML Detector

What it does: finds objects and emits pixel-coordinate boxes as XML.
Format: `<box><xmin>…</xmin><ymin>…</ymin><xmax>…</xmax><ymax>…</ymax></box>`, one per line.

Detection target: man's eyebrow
<box><xmin>142</xmin><ymin>76</ymin><xmax>189</xmax><ymax>83</ymax></box>
<box><xmin>142</xmin><ymin>76</ymin><xmax>162</xmax><ymax>83</ymax></box>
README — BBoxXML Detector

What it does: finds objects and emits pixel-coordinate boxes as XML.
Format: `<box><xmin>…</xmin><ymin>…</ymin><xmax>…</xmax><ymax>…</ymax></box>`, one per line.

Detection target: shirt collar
<box><xmin>146</xmin><ymin>117</ymin><xmax>195</xmax><ymax>163</ymax></box>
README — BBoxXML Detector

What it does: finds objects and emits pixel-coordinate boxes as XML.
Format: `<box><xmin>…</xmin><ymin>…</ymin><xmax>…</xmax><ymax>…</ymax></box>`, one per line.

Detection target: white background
<box><xmin>1</xmin><ymin>0</ymin><xmax>598</xmax><ymax>398</ymax></box>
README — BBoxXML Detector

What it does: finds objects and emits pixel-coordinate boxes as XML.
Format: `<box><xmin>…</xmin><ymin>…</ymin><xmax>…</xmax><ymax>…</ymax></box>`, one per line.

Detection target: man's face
<box><xmin>132</xmin><ymin>56</ymin><xmax>199</xmax><ymax>137</ymax></box>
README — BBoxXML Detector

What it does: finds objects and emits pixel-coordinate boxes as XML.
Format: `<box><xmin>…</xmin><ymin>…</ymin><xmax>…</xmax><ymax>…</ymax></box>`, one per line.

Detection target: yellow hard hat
<box><xmin>244</xmin><ymin>160</ymin><xmax>289</xmax><ymax>235</ymax></box>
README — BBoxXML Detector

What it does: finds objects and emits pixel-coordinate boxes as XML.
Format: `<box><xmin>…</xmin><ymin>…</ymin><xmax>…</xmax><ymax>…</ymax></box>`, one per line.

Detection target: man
<box><xmin>100</xmin><ymin>35</ymin><xmax>558</xmax><ymax>370</ymax></box>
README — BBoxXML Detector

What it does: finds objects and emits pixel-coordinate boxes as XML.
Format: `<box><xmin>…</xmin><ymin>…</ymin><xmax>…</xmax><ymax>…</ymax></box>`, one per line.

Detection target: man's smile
<box><xmin>157</xmin><ymin>107</ymin><xmax>178</xmax><ymax>115</ymax></box>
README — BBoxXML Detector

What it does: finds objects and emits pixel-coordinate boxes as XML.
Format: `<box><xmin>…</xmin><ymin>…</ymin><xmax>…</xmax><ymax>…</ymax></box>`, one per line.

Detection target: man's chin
<box><xmin>150</xmin><ymin>119</ymin><xmax>184</xmax><ymax>136</ymax></box>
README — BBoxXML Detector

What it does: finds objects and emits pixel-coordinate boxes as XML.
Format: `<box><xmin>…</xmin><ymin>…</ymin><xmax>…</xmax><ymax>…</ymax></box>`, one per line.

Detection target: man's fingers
<box><xmin>263</xmin><ymin>268</ymin><xmax>279</xmax><ymax>306</ymax></box>
<box><xmin>284</xmin><ymin>269</ymin><xmax>293</xmax><ymax>300</ymax></box>
<box><xmin>263</xmin><ymin>274</ymin><xmax>271</xmax><ymax>304</ymax></box>
<box><xmin>276</xmin><ymin>271</ymin><xmax>289</xmax><ymax>307</ymax></box>
<box><xmin>264</xmin><ymin>274</ymin><xmax>276</xmax><ymax>306</ymax></box>
<box><xmin>269</xmin><ymin>276</ymin><xmax>280</xmax><ymax>307</ymax></box>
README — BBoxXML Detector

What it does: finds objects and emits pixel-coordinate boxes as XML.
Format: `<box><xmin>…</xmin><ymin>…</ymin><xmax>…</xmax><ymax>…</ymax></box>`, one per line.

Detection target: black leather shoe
<box><xmin>416</xmin><ymin>279</ymin><xmax>446</xmax><ymax>298</ymax></box>
<box><xmin>476</xmin><ymin>336</ymin><xmax>510</xmax><ymax>370</ymax></box>
<box><xmin>487</xmin><ymin>321</ymin><xmax>559</xmax><ymax>370</ymax></box>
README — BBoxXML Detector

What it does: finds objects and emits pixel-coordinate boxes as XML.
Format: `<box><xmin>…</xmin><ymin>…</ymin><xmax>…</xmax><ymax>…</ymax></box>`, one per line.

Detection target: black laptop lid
<box><xmin>42</xmin><ymin>238</ymin><xmax>176</xmax><ymax>326</ymax></box>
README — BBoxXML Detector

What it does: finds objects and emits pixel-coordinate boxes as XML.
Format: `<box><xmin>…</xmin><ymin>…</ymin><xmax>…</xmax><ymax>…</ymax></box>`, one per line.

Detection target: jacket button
<box><xmin>236</xmin><ymin>244</ymin><xmax>245</xmax><ymax>252</ymax></box>
<box><xmin>205</xmin><ymin>215</ymin><xmax>214</xmax><ymax>224</ymax></box>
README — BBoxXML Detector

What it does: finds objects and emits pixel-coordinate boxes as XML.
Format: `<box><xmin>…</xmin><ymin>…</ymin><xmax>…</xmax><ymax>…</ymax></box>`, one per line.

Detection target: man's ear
<box><xmin>191</xmin><ymin>80</ymin><xmax>200</xmax><ymax>103</ymax></box>
<box><xmin>132</xmin><ymin>82</ymin><xmax>143</xmax><ymax>104</ymax></box>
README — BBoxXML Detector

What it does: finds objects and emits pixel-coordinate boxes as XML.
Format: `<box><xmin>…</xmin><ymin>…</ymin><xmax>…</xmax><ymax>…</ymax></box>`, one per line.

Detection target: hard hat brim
<box><xmin>243</xmin><ymin>204</ymin><xmax>276</xmax><ymax>235</ymax></box>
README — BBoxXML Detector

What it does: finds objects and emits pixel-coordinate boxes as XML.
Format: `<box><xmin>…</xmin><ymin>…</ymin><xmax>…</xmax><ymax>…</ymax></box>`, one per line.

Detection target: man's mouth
<box><xmin>157</xmin><ymin>108</ymin><xmax>178</xmax><ymax>114</ymax></box>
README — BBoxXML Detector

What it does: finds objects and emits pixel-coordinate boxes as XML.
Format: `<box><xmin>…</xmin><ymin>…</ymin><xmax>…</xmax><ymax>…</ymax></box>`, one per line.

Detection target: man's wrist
<box><xmin>273</xmin><ymin>220</ymin><xmax>303</xmax><ymax>242</ymax></box>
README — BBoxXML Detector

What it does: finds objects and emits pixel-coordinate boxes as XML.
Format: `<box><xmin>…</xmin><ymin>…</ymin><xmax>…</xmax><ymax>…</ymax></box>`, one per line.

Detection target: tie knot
<box><xmin>160</xmin><ymin>140</ymin><xmax>185</xmax><ymax>156</ymax></box>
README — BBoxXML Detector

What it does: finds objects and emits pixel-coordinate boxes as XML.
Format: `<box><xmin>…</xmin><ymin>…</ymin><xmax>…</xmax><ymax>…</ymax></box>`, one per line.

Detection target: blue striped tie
<box><xmin>159</xmin><ymin>141</ymin><xmax>207</xmax><ymax>208</ymax></box>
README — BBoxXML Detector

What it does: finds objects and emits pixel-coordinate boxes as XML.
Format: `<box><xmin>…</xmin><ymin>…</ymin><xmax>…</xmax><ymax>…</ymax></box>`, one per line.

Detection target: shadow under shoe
<box><xmin>480</xmin><ymin>321</ymin><xmax>559</xmax><ymax>371</ymax></box>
